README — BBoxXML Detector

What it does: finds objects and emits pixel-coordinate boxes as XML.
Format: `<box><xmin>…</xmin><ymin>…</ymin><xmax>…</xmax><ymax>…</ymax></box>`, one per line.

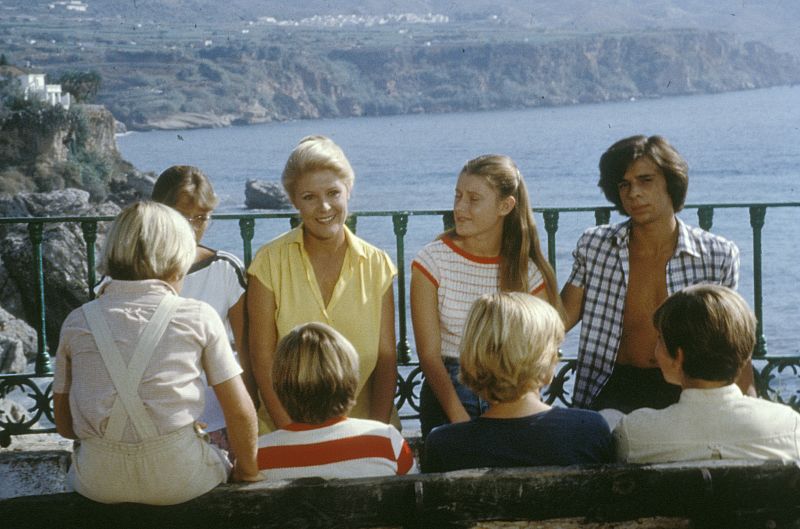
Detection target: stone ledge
<box><xmin>0</xmin><ymin>459</ymin><xmax>799</xmax><ymax>528</ymax></box>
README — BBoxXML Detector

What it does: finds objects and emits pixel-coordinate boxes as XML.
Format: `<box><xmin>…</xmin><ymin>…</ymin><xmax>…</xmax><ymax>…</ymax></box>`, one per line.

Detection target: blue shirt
<box><xmin>422</xmin><ymin>407</ymin><xmax>613</xmax><ymax>473</ymax></box>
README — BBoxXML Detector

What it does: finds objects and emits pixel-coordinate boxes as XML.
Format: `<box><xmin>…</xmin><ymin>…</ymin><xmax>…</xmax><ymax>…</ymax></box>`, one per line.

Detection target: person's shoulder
<box><xmin>177</xmin><ymin>295</ymin><xmax>224</xmax><ymax>322</ymax></box>
<box><xmin>349</xmin><ymin>233</ymin><xmax>394</xmax><ymax>264</ymax></box>
<box><xmin>427</xmin><ymin>419</ymin><xmax>475</xmax><ymax>443</ymax></box>
<box><xmin>213</xmin><ymin>249</ymin><xmax>245</xmax><ymax>269</ymax></box>
<box><xmin>548</xmin><ymin>407</ymin><xmax>611</xmax><ymax>430</ymax></box>
<box><xmin>576</xmin><ymin>221</ymin><xmax>627</xmax><ymax>245</ymax></box>
<box><xmin>681</xmin><ymin>219</ymin><xmax>738</xmax><ymax>253</ymax></box>
<box><xmin>415</xmin><ymin>236</ymin><xmax>449</xmax><ymax>257</ymax></box>
<box><xmin>251</xmin><ymin>228</ymin><xmax>299</xmax><ymax>263</ymax></box>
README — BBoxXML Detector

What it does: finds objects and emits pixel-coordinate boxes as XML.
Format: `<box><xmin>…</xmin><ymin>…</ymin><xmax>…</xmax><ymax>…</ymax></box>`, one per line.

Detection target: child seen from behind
<box><xmin>257</xmin><ymin>322</ymin><xmax>417</xmax><ymax>479</ymax></box>
<box><xmin>423</xmin><ymin>292</ymin><xmax>613</xmax><ymax>472</ymax></box>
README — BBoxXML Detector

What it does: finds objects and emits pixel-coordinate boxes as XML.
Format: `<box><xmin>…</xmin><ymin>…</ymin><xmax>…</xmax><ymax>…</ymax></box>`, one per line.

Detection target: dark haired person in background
<box><xmin>560</xmin><ymin>135</ymin><xmax>753</xmax><ymax>418</ymax></box>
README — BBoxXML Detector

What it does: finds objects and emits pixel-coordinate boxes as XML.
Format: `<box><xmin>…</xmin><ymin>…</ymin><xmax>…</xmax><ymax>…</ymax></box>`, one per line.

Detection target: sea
<box><xmin>117</xmin><ymin>85</ymin><xmax>800</xmax><ymax>358</ymax></box>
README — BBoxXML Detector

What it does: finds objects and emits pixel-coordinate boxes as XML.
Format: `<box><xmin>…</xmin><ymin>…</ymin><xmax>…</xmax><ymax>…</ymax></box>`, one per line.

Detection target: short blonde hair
<box><xmin>100</xmin><ymin>201</ymin><xmax>196</xmax><ymax>281</ymax></box>
<box><xmin>151</xmin><ymin>165</ymin><xmax>219</xmax><ymax>210</ymax></box>
<box><xmin>459</xmin><ymin>292</ymin><xmax>565</xmax><ymax>403</ymax></box>
<box><xmin>281</xmin><ymin>135</ymin><xmax>354</xmax><ymax>198</ymax></box>
<box><xmin>273</xmin><ymin>322</ymin><xmax>359</xmax><ymax>424</ymax></box>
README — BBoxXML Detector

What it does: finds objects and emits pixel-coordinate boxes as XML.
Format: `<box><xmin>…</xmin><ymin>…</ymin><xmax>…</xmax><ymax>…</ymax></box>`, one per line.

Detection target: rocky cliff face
<box><xmin>0</xmin><ymin>103</ymin><xmax>154</xmax><ymax>204</ymax></box>
<box><xmin>108</xmin><ymin>29</ymin><xmax>800</xmax><ymax>130</ymax></box>
<box><xmin>0</xmin><ymin>190</ymin><xmax>120</xmax><ymax>355</ymax></box>
<box><xmin>320</xmin><ymin>31</ymin><xmax>800</xmax><ymax>117</ymax></box>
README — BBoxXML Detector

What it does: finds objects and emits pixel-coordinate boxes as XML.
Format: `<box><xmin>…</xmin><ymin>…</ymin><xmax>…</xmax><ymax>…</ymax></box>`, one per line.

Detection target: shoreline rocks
<box><xmin>244</xmin><ymin>180</ymin><xmax>291</xmax><ymax>210</ymax></box>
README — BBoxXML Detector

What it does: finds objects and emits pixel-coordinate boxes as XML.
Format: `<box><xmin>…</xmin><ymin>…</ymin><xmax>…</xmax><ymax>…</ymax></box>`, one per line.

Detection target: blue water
<box><xmin>118</xmin><ymin>86</ymin><xmax>800</xmax><ymax>356</ymax></box>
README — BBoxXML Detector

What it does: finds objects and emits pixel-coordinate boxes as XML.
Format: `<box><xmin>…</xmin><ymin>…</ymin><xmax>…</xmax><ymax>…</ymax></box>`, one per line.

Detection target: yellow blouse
<box><xmin>249</xmin><ymin>225</ymin><xmax>397</xmax><ymax>432</ymax></box>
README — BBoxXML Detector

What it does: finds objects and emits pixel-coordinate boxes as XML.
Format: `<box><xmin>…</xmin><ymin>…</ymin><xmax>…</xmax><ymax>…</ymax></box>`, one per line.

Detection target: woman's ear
<box><xmin>499</xmin><ymin>195</ymin><xmax>516</xmax><ymax>216</ymax></box>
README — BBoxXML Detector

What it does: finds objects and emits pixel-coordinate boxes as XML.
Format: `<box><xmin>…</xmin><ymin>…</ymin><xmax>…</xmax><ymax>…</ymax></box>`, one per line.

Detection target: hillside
<box><xmin>2</xmin><ymin>2</ymin><xmax>799</xmax><ymax>130</ymax></box>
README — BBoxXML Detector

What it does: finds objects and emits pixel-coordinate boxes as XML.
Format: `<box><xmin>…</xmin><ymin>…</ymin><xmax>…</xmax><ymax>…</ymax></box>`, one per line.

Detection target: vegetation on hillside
<box><xmin>0</xmin><ymin>74</ymin><xmax>116</xmax><ymax>201</ymax></box>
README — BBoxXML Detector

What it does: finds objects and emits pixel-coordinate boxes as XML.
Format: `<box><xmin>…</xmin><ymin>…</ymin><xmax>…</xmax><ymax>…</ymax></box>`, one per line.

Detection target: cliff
<box><xmin>99</xmin><ymin>30</ymin><xmax>800</xmax><ymax>130</ymax></box>
<box><xmin>0</xmin><ymin>100</ymin><xmax>153</xmax><ymax>204</ymax></box>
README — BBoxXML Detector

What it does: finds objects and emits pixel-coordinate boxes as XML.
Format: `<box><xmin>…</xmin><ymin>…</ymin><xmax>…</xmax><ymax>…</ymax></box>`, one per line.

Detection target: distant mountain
<box><xmin>12</xmin><ymin>0</ymin><xmax>800</xmax><ymax>54</ymax></box>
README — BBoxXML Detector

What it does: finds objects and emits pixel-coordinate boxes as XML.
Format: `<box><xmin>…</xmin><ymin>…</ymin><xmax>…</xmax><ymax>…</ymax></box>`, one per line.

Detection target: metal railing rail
<box><xmin>1</xmin><ymin>202</ymin><xmax>799</xmax><ymax>445</ymax></box>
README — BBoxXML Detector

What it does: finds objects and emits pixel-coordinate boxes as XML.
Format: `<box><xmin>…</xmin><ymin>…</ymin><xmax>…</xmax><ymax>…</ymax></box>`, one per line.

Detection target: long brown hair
<box><xmin>454</xmin><ymin>155</ymin><xmax>564</xmax><ymax>317</ymax></box>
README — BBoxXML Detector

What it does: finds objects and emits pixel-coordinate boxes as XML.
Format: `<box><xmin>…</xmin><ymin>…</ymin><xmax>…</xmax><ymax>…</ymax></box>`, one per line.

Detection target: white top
<box><xmin>614</xmin><ymin>384</ymin><xmax>800</xmax><ymax>463</ymax></box>
<box><xmin>181</xmin><ymin>248</ymin><xmax>247</xmax><ymax>432</ymax></box>
<box><xmin>412</xmin><ymin>235</ymin><xmax>544</xmax><ymax>359</ymax></box>
<box><xmin>181</xmin><ymin>247</ymin><xmax>246</xmax><ymax>341</ymax></box>
<box><xmin>54</xmin><ymin>279</ymin><xmax>242</xmax><ymax>443</ymax></box>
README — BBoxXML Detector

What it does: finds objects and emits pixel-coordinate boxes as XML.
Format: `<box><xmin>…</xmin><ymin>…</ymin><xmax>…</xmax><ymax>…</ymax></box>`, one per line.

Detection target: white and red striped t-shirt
<box><xmin>412</xmin><ymin>235</ymin><xmax>545</xmax><ymax>359</ymax></box>
<box><xmin>257</xmin><ymin>416</ymin><xmax>417</xmax><ymax>480</ymax></box>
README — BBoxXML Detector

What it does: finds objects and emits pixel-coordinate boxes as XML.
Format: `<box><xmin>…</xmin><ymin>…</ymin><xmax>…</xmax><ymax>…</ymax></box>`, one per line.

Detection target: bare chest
<box><xmin>617</xmin><ymin>250</ymin><xmax>671</xmax><ymax>366</ymax></box>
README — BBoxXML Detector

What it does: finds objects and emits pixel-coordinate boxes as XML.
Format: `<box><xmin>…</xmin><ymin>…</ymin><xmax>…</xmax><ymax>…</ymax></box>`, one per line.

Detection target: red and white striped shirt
<box><xmin>412</xmin><ymin>235</ymin><xmax>544</xmax><ymax>359</ymax></box>
<box><xmin>257</xmin><ymin>417</ymin><xmax>417</xmax><ymax>480</ymax></box>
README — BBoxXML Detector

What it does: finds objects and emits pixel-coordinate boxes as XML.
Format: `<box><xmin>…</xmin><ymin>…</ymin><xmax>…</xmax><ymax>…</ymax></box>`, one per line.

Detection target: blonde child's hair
<box><xmin>459</xmin><ymin>292</ymin><xmax>564</xmax><ymax>403</ymax></box>
<box><xmin>273</xmin><ymin>322</ymin><xmax>359</xmax><ymax>424</ymax></box>
<box><xmin>281</xmin><ymin>135</ymin><xmax>355</xmax><ymax>199</ymax></box>
<box><xmin>99</xmin><ymin>201</ymin><xmax>195</xmax><ymax>282</ymax></box>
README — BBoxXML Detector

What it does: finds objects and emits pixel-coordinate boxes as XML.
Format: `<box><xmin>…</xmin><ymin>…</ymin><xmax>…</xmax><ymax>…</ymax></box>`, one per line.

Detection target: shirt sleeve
<box><xmin>247</xmin><ymin>243</ymin><xmax>275</xmax><ymax>292</ymax></box>
<box><xmin>222</xmin><ymin>253</ymin><xmax>247</xmax><ymax>311</ymax></box>
<box><xmin>612</xmin><ymin>417</ymin><xmax>632</xmax><ymax>463</ymax></box>
<box><xmin>200</xmin><ymin>303</ymin><xmax>243</xmax><ymax>386</ymax></box>
<box><xmin>53</xmin><ymin>309</ymin><xmax>81</xmax><ymax>394</ymax></box>
<box><xmin>390</xmin><ymin>426</ymin><xmax>418</xmax><ymax>475</ymax></box>
<box><xmin>377</xmin><ymin>249</ymin><xmax>398</xmax><ymax>296</ymax></box>
<box><xmin>566</xmin><ymin>231</ymin><xmax>590</xmax><ymax>288</ymax></box>
<box><xmin>527</xmin><ymin>259</ymin><xmax>545</xmax><ymax>294</ymax></box>
<box><xmin>420</xmin><ymin>429</ymin><xmax>444</xmax><ymax>473</ymax></box>
<box><xmin>722</xmin><ymin>239</ymin><xmax>740</xmax><ymax>289</ymax></box>
<box><xmin>411</xmin><ymin>243</ymin><xmax>440</xmax><ymax>288</ymax></box>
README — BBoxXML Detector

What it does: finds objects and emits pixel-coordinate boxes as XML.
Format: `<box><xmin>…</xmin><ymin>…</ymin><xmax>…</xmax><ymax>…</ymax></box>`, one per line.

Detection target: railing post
<box><xmin>81</xmin><ymin>220</ymin><xmax>98</xmax><ymax>300</ymax></box>
<box><xmin>594</xmin><ymin>207</ymin><xmax>611</xmax><ymax>226</ymax></box>
<box><xmin>346</xmin><ymin>215</ymin><xmax>357</xmax><ymax>234</ymax></box>
<box><xmin>749</xmin><ymin>206</ymin><xmax>767</xmax><ymax>357</ymax></box>
<box><xmin>28</xmin><ymin>222</ymin><xmax>51</xmax><ymax>375</ymax></box>
<box><xmin>697</xmin><ymin>206</ymin><xmax>714</xmax><ymax>231</ymax></box>
<box><xmin>542</xmin><ymin>210</ymin><xmax>559</xmax><ymax>272</ymax></box>
<box><xmin>239</xmin><ymin>218</ymin><xmax>255</xmax><ymax>269</ymax></box>
<box><xmin>392</xmin><ymin>214</ymin><xmax>411</xmax><ymax>364</ymax></box>
<box><xmin>442</xmin><ymin>211</ymin><xmax>454</xmax><ymax>232</ymax></box>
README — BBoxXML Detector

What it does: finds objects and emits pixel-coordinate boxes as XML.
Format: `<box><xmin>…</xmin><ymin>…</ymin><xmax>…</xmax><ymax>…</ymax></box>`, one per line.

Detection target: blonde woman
<box><xmin>422</xmin><ymin>293</ymin><xmax>611</xmax><ymax>472</ymax></box>
<box><xmin>411</xmin><ymin>154</ymin><xmax>563</xmax><ymax>436</ymax></box>
<box><xmin>53</xmin><ymin>201</ymin><xmax>259</xmax><ymax>505</ymax></box>
<box><xmin>248</xmin><ymin>136</ymin><xmax>398</xmax><ymax>433</ymax></box>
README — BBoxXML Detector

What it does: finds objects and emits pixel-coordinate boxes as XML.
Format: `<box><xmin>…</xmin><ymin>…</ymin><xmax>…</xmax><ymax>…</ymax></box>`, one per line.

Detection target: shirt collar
<box><xmin>283</xmin><ymin>416</ymin><xmax>347</xmax><ymax>431</ymax></box>
<box><xmin>98</xmin><ymin>278</ymin><xmax>178</xmax><ymax>297</ymax></box>
<box><xmin>679</xmin><ymin>383</ymin><xmax>743</xmax><ymax>403</ymax></box>
<box><xmin>289</xmin><ymin>224</ymin><xmax>366</xmax><ymax>260</ymax></box>
<box><xmin>611</xmin><ymin>217</ymin><xmax>698</xmax><ymax>258</ymax></box>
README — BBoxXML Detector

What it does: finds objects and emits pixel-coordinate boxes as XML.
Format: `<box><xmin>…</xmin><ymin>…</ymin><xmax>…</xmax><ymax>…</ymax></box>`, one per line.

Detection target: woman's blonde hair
<box><xmin>282</xmin><ymin>135</ymin><xmax>355</xmax><ymax>199</ymax></box>
<box><xmin>459</xmin><ymin>292</ymin><xmax>564</xmax><ymax>403</ymax></box>
<box><xmin>453</xmin><ymin>155</ymin><xmax>564</xmax><ymax>318</ymax></box>
<box><xmin>273</xmin><ymin>322</ymin><xmax>359</xmax><ymax>424</ymax></box>
<box><xmin>151</xmin><ymin>165</ymin><xmax>219</xmax><ymax>210</ymax></box>
<box><xmin>99</xmin><ymin>201</ymin><xmax>196</xmax><ymax>281</ymax></box>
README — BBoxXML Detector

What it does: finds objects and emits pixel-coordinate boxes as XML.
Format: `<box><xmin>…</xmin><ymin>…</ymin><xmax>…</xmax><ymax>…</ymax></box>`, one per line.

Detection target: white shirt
<box><xmin>614</xmin><ymin>384</ymin><xmax>800</xmax><ymax>463</ymax></box>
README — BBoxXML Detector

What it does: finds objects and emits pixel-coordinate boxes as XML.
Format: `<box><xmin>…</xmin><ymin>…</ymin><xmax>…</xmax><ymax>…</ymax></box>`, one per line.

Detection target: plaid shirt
<box><xmin>567</xmin><ymin>218</ymin><xmax>739</xmax><ymax>409</ymax></box>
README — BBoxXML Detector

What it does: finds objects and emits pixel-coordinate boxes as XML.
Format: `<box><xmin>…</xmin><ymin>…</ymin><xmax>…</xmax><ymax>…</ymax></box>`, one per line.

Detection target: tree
<box><xmin>58</xmin><ymin>71</ymin><xmax>102</xmax><ymax>103</ymax></box>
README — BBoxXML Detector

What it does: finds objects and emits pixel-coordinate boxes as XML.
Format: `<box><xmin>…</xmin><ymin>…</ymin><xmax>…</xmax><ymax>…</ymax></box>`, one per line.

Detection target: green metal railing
<box><xmin>1</xmin><ymin>203</ymin><xmax>799</xmax><ymax>445</ymax></box>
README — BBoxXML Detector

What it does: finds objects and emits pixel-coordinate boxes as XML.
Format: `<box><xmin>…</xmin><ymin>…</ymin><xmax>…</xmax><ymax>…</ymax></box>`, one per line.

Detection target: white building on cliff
<box><xmin>17</xmin><ymin>72</ymin><xmax>71</xmax><ymax>109</ymax></box>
